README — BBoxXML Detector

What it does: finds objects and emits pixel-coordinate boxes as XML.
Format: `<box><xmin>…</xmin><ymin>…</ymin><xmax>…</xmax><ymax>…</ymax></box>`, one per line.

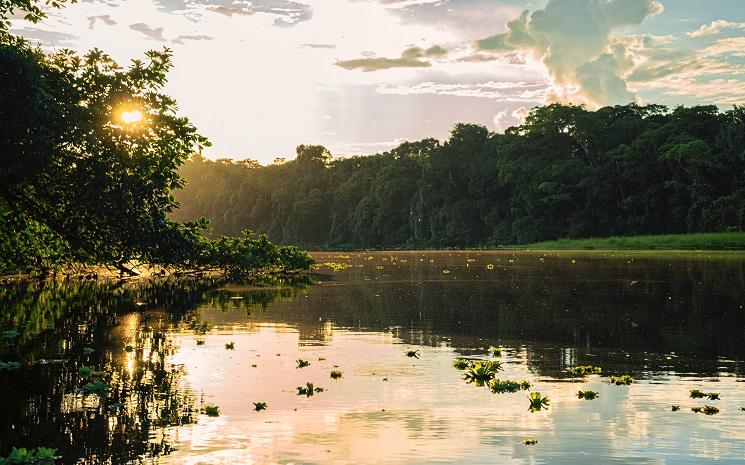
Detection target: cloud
<box><xmin>688</xmin><ymin>19</ymin><xmax>745</xmax><ymax>38</ymax></box>
<box><xmin>301</xmin><ymin>43</ymin><xmax>337</xmax><ymax>49</ymax></box>
<box><xmin>336</xmin><ymin>45</ymin><xmax>447</xmax><ymax>71</ymax></box>
<box><xmin>87</xmin><ymin>15</ymin><xmax>116</xmax><ymax>30</ymax></box>
<box><xmin>129</xmin><ymin>23</ymin><xmax>166</xmax><ymax>42</ymax></box>
<box><xmin>474</xmin><ymin>0</ymin><xmax>664</xmax><ymax>107</ymax></box>
<box><xmin>375</xmin><ymin>80</ymin><xmax>548</xmax><ymax>101</ymax></box>
<box><xmin>172</xmin><ymin>34</ymin><xmax>213</xmax><ymax>45</ymax></box>
<box><xmin>163</xmin><ymin>0</ymin><xmax>312</xmax><ymax>27</ymax></box>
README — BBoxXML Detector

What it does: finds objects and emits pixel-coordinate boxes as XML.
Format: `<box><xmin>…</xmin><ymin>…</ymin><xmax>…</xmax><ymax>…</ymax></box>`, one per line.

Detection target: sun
<box><xmin>120</xmin><ymin>110</ymin><xmax>144</xmax><ymax>124</ymax></box>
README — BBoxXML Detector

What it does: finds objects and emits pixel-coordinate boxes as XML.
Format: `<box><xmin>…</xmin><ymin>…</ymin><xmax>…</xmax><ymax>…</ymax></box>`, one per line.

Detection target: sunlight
<box><xmin>119</xmin><ymin>109</ymin><xmax>143</xmax><ymax>124</ymax></box>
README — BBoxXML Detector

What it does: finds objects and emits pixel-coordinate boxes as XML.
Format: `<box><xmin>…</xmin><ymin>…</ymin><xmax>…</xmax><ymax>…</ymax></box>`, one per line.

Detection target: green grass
<box><xmin>523</xmin><ymin>232</ymin><xmax>745</xmax><ymax>251</ymax></box>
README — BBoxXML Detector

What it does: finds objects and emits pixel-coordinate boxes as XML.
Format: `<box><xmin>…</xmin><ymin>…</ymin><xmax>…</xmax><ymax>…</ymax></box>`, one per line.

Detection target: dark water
<box><xmin>1</xmin><ymin>250</ymin><xmax>745</xmax><ymax>464</ymax></box>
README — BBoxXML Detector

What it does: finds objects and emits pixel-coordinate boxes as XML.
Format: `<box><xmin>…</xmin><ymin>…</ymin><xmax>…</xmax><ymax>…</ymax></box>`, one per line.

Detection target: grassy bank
<box><xmin>523</xmin><ymin>232</ymin><xmax>745</xmax><ymax>251</ymax></box>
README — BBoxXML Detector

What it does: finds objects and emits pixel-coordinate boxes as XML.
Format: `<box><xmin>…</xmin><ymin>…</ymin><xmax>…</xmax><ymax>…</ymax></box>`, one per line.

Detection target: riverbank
<box><xmin>522</xmin><ymin>232</ymin><xmax>745</xmax><ymax>251</ymax></box>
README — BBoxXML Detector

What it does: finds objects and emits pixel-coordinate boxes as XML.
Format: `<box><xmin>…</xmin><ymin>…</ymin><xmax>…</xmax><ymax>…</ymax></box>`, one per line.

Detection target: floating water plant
<box><xmin>330</xmin><ymin>370</ymin><xmax>343</xmax><ymax>379</ymax></box>
<box><xmin>489</xmin><ymin>346</ymin><xmax>502</xmax><ymax>357</ymax></box>
<box><xmin>0</xmin><ymin>447</ymin><xmax>57</xmax><ymax>465</ymax></box>
<box><xmin>577</xmin><ymin>390</ymin><xmax>599</xmax><ymax>400</ymax></box>
<box><xmin>253</xmin><ymin>402</ymin><xmax>267</xmax><ymax>411</ymax></box>
<box><xmin>225</xmin><ymin>342</ymin><xmax>235</xmax><ymax>350</ymax></box>
<box><xmin>690</xmin><ymin>389</ymin><xmax>706</xmax><ymax>399</ymax></box>
<box><xmin>124</xmin><ymin>345</ymin><xmax>134</xmax><ymax>352</ymax></box>
<box><xmin>707</xmin><ymin>392</ymin><xmax>720</xmax><ymax>400</ymax></box>
<box><xmin>83</xmin><ymin>347</ymin><xmax>95</xmax><ymax>355</ymax></box>
<box><xmin>486</xmin><ymin>264</ymin><xmax>495</xmax><ymax>270</ymax></box>
<box><xmin>196</xmin><ymin>339</ymin><xmax>205</xmax><ymax>346</ymax></box>
<box><xmin>489</xmin><ymin>379</ymin><xmax>521</xmax><ymax>394</ymax></box>
<box><xmin>82</xmin><ymin>380</ymin><xmax>108</xmax><ymax>396</ymax></box>
<box><xmin>203</xmin><ymin>405</ymin><xmax>220</xmax><ymax>416</ymax></box>
<box><xmin>405</xmin><ymin>350</ymin><xmax>420</xmax><ymax>359</ymax></box>
<box><xmin>297</xmin><ymin>359</ymin><xmax>310</xmax><ymax>368</ymax></box>
<box><xmin>452</xmin><ymin>359</ymin><xmax>471</xmax><ymax>370</ymax></box>
<box><xmin>572</xmin><ymin>366</ymin><xmax>602</xmax><ymax>375</ymax></box>
<box><xmin>671</xmin><ymin>405</ymin><xmax>681</xmax><ymax>411</ymax></box>
<box><xmin>528</xmin><ymin>392</ymin><xmax>550</xmax><ymax>412</ymax></box>
<box><xmin>79</xmin><ymin>366</ymin><xmax>93</xmax><ymax>377</ymax></box>
<box><xmin>522</xmin><ymin>439</ymin><xmax>538</xmax><ymax>446</ymax></box>
<box><xmin>692</xmin><ymin>405</ymin><xmax>719</xmax><ymax>415</ymax></box>
<box><xmin>297</xmin><ymin>382</ymin><xmax>316</xmax><ymax>396</ymax></box>
<box><xmin>0</xmin><ymin>361</ymin><xmax>20</xmax><ymax>371</ymax></box>
<box><xmin>520</xmin><ymin>380</ymin><xmax>532</xmax><ymax>390</ymax></box>
<box><xmin>464</xmin><ymin>361</ymin><xmax>501</xmax><ymax>385</ymax></box>
<box><xmin>609</xmin><ymin>375</ymin><xmax>634</xmax><ymax>385</ymax></box>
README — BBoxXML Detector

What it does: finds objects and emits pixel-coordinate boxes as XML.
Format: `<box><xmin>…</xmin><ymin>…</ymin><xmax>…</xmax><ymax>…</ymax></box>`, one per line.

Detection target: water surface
<box><xmin>2</xmin><ymin>250</ymin><xmax>745</xmax><ymax>464</ymax></box>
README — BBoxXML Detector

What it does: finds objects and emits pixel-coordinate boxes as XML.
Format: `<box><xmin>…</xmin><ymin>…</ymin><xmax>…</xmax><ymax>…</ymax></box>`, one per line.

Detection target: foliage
<box><xmin>330</xmin><ymin>370</ymin><xmax>342</xmax><ymax>379</ymax></box>
<box><xmin>522</xmin><ymin>439</ymin><xmax>538</xmax><ymax>446</ymax></box>
<box><xmin>253</xmin><ymin>402</ymin><xmax>267</xmax><ymax>411</ymax></box>
<box><xmin>224</xmin><ymin>342</ymin><xmax>235</xmax><ymax>350</ymax></box>
<box><xmin>488</xmin><ymin>379</ymin><xmax>524</xmax><ymax>394</ymax></box>
<box><xmin>81</xmin><ymin>380</ymin><xmax>108</xmax><ymax>396</ymax></box>
<box><xmin>528</xmin><ymin>392</ymin><xmax>550</xmax><ymax>412</ymax></box>
<box><xmin>572</xmin><ymin>365</ymin><xmax>602</xmax><ymax>375</ymax></box>
<box><xmin>692</xmin><ymin>405</ymin><xmax>719</xmax><ymax>415</ymax></box>
<box><xmin>296</xmin><ymin>382</ymin><xmax>320</xmax><ymax>396</ymax></box>
<box><xmin>172</xmin><ymin>104</ymin><xmax>745</xmax><ymax>250</ymax></box>
<box><xmin>489</xmin><ymin>346</ymin><xmax>501</xmax><ymax>357</ymax></box>
<box><xmin>0</xmin><ymin>447</ymin><xmax>57</xmax><ymax>465</ymax></box>
<box><xmin>463</xmin><ymin>361</ymin><xmax>501</xmax><ymax>385</ymax></box>
<box><xmin>405</xmin><ymin>350</ymin><xmax>420</xmax><ymax>359</ymax></box>
<box><xmin>0</xmin><ymin>361</ymin><xmax>20</xmax><ymax>370</ymax></box>
<box><xmin>202</xmin><ymin>405</ymin><xmax>220</xmax><ymax>417</ymax></box>
<box><xmin>577</xmin><ymin>390</ymin><xmax>599</xmax><ymax>400</ymax></box>
<box><xmin>0</xmin><ymin>17</ymin><xmax>312</xmax><ymax>276</ymax></box>
<box><xmin>296</xmin><ymin>359</ymin><xmax>309</xmax><ymax>368</ymax></box>
<box><xmin>452</xmin><ymin>359</ymin><xmax>470</xmax><ymax>370</ymax></box>
<box><xmin>528</xmin><ymin>232</ymin><xmax>745</xmax><ymax>250</ymax></box>
<box><xmin>609</xmin><ymin>375</ymin><xmax>634</xmax><ymax>385</ymax></box>
<box><xmin>690</xmin><ymin>390</ymin><xmax>719</xmax><ymax>400</ymax></box>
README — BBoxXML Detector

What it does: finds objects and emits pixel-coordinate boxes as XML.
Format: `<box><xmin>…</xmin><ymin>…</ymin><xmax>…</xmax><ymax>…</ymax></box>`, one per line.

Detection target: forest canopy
<box><xmin>172</xmin><ymin>104</ymin><xmax>745</xmax><ymax>249</ymax></box>
<box><xmin>0</xmin><ymin>0</ymin><xmax>312</xmax><ymax>275</ymax></box>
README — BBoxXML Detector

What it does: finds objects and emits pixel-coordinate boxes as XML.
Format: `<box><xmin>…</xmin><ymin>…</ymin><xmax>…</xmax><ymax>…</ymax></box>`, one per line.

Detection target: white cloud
<box><xmin>687</xmin><ymin>19</ymin><xmax>745</xmax><ymax>38</ymax></box>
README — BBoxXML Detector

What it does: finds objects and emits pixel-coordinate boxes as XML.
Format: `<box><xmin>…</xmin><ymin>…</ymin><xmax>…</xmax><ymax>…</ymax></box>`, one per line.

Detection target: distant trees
<box><xmin>173</xmin><ymin>103</ymin><xmax>745</xmax><ymax>249</ymax></box>
<box><xmin>0</xmin><ymin>0</ymin><xmax>312</xmax><ymax>275</ymax></box>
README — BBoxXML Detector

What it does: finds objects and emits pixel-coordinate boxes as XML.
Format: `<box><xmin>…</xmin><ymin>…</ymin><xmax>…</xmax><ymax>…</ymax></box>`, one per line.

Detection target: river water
<box><xmin>1</xmin><ymin>250</ymin><xmax>745</xmax><ymax>464</ymax></box>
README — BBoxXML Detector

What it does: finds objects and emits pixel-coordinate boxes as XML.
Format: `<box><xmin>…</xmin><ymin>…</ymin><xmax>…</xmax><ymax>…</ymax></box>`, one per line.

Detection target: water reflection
<box><xmin>1</xmin><ymin>251</ymin><xmax>745</xmax><ymax>464</ymax></box>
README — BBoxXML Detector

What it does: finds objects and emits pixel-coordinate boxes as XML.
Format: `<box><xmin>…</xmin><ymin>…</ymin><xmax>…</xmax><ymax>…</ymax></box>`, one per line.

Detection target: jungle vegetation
<box><xmin>0</xmin><ymin>0</ymin><xmax>312</xmax><ymax>275</ymax></box>
<box><xmin>173</xmin><ymin>104</ymin><xmax>745</xmax><ymax>250</ymax></box>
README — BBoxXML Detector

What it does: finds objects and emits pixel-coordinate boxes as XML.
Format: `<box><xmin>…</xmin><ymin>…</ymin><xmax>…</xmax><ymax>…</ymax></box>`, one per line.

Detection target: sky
<box><xmin>12</xmin><ymin>0</ymin><xmax>745</xmax><ymax>163</ymax></box>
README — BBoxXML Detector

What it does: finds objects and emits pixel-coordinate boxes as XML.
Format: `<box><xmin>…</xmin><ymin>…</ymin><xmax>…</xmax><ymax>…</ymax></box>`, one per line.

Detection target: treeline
<box><xmin>173</xmin><ymin>103</ymin><xmax>745</xmax><ymax>249</ymax></box>
<box><xmin>0</xmin><ymin>0</ymin><xmax>312</xmax><ymax>275</ymax></box>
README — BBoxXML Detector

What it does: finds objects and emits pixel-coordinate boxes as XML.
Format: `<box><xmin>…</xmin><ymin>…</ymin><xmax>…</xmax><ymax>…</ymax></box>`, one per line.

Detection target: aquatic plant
<box><xmin>225</xmin><ymin>342</ymin><xmax>235</xmax><ymax>350</ymax></box>
<box><xmin>707</xmin><ymin>392</ymin><xmax>720</xmax><ymax>400</ymax></box>
<box><xmin>528</xmin><ymin>392</ymin><xmax>550</xmax><ymax>412</ymax></box>
<box><xmin>297</xmin><ymin>359</ymin><xmax>310</xmax><ymax>368</ymax></box>
<box><xmin>489</xmin><ymin>379</ymin><xmax>521</xmax><ymax>394</ymax></box>
<box><xmin>192</xmin><ymin>322</ymin><xmax>211</xmax><ymax>335</ymax></box>
<box><xmin>297</xmin><ymin>382</ymin><xmax>315</xmax><ymax>396</ymax></box>
<box><xmin>0</xmin><ymin>361</ymin><xmax>20</xmax><ymax>371</ymax></box>
<box><xmin>82</xmin><ymin>347</ymin><xmax>95</xmax><ymax>355</ymax></box>
<box><xmin>314</xmin><ymin>387</ymin><xmax>324</xmax><ymax>393</ymax></box>
<box><xmin>609</xmin><ymin>375</ymin><xmax>634</xmax><ymax>385</ymax></box>
<box><xmin>690</xmin><ymin>389</ymin><xmax>706</xmax><ymax>399</ymax></box>
<box><xmin>692</xmin><ymin>405</ymin><xmax>719</xmax><ymax>415</ymax></box>
<box><xmin>0</xmin><ymin>447</ymin><xmax>57</xmax><ymax>465</ymax></box>
<box><xmin>203</xmin><ymin>405</ymin><xmax>220</xmax><ymax>416</ymax></box>
<box><xmin>81</xmin><ymin>380</ymin><xmax>108</xmax><ymax>396</ymax></box>
<box><xmin>522</xmin><ymin>439</ymin><xmax>538</xmax><ymax>446</ymax></box>
<box><xmin>196</xmin><ymin>339</ymin><xmax>206</xmax><ymax>346</ymax></box>
<box><xmin>405</xmin><ymin>350</ymin><xmax>420</xmax><ymax>359</ymax></box>
<box><xmin>452</xmin><ymin>359</ymin><xmax>471</xmax><ymax>370</ymax></box>
<box><xmin>78</xmin><ymin>366</ymin><xmax>92</xmax><ymax>377</ymax></box>
<box><xmin>330</xmin><ymin>370</ymin><xmax>343</xmax><ymax>379</ymax></box>
<box><xmin>489</xmin><ymin>346</ymin><xmax>502</xmax><ymax>357</ymax></box>
<box><xmin>464</xmin><ymin>361</ymin><xmax>501</xmax><ymax>385</ymax></box>
<box><xmin>577</xmin><ymin>390</ymin><xmax>599</xmax><ymax>400</ymax></box>
<box><xmin>318</xmin><ymin>357</ymin><xmax>326</xmax><ymax>361</ymax></box>
<box><xmin>572</xmin><ymin>366</ymin><xmax>602</xmax><ymax>375</ymax></box>
<box><xmin>519</xmin><ymin>380</ymin><xmax>532</xmax><ymax>390</ymax></box>
<box><xmin>124</xmin><ymin>345</ymin><xmax>134</xmax><ymax>352</ymax></box>
<box><xmin>253</xmin><ymin>402</ymin><xmax>267</xmax><ymax>411</ymax></box>
<box><xmin>671</xmin><ymin>405</ymin><xmax>681</xmax><ymax>411</ymax></box>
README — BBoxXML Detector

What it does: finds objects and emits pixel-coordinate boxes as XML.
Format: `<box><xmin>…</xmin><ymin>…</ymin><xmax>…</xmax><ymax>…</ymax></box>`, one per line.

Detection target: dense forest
<box><xmin>173</xmin><ymin>104</ymin><xmax>745</xmax><ymax>249</ymax></box>
<box><xmin>0</xmin><ymin>0</ymin><xmax>311</xmax><ymax>275</ymax></box>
